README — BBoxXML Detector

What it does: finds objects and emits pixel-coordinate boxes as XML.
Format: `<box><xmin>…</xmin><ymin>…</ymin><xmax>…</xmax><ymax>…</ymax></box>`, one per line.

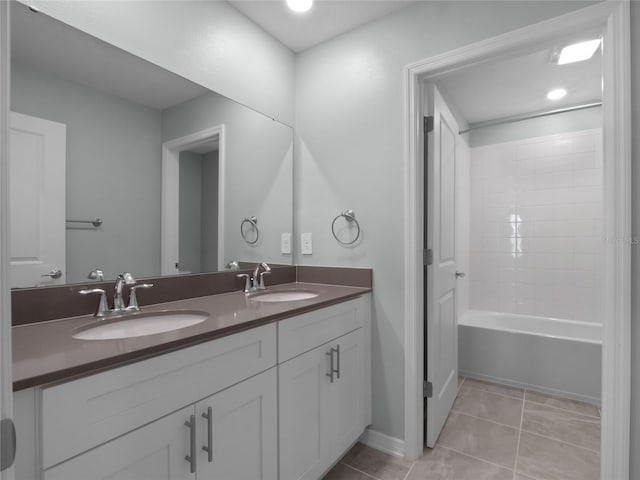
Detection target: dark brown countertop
<box><xmin>13</xmin><ymin>282</ymin><xmax>370</xmax><ymax>391</ymax></box>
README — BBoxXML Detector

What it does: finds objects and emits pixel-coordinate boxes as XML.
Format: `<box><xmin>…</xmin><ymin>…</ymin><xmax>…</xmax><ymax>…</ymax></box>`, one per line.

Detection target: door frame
<box><xmin>402</xmin><ymin>4</ymin><xmax>631</xmax><ymax>480</ymax></box>
<box><xmin>161</xmin><ymin>125</ymin><xmax>225</xmax><ymax>275</ymax></box>
<box><xmin>0</xmin><ymin>1</ymin><xmax>12</xmax><ymax>477</ymax></box>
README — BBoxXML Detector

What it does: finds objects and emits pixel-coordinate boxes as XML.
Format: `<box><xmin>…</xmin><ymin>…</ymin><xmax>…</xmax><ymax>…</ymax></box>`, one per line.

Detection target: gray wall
<box><xmin>295</xmin><ymin>0</ymin><xmax>595</xmax><ymax>442</ymax></box>
<box><xmin>162</xmin><ymin>91</ymin><xmax>293</xmax><ymax>268</ymax></box>
<box><xmin>630</xmin><ymin>3</ymin><xmax>639</xmax><ymax>479</ymax></box>
<box><xmin>11</xmin><ymin>62</ymin><xmax>162</xmax><ymax>283</ymax></box>
<box><xmin>22</xmin><ymin>0</ymin><xmax>295</xmax><ymax>126</ymax></box>
<box><xmin>201</xmin><ymin>151</ymin><xmax>219</xmax><ymax>272</ymax></box>
<box><xmin>179</xmin><ymin>151</ymin><xmax>203</xmax><ymax>274</ymax></box>
<box><xmin>469</xmin><ymin>106</ymin><xmax>602</xmax><ymax>147</ymax></box>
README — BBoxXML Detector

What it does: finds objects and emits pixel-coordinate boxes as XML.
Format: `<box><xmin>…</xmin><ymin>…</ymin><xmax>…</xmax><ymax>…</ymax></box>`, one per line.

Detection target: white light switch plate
<box><xmin>301</xmin><ymin>233</ymin><xmax>313</xmax><ymax>255</ymax></box>
<box><xmin>281</xmin><ymin>233</ymin><xmax>291</xmax><ymax>254</ymax></box>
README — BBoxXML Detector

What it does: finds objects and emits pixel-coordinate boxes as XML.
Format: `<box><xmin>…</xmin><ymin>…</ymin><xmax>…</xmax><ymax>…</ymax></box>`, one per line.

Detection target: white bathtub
<box><xmin>458</xmin><ymin>310</ymin><xmax>602</xmax><ymax>404</ymax></box>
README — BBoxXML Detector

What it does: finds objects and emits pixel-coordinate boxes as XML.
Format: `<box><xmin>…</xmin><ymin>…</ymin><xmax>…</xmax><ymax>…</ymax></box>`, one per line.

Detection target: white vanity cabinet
<box><xmin>13</xmin><ymin>293</ymin><xmax>371</xmax><ymax>480</ymax></box>
<box><xmin>278</xmin><ymin>296</ymin><xmax>371</xmax><ymax>480</ymax></box>
<box><xmin>43</xmin><ymin>368</ymin><xmax>278</xmax><ymax>480</ymax></box>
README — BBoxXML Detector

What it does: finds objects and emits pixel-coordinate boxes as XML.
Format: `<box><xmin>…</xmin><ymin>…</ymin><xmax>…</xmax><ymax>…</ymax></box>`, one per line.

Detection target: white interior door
<box><xmin>425</xmin><ymin>85</ymin><xmax>459</xmax><ymax>448</ymax></box>
<box><xmin>9</xmin><ymin>112</ymin><xmax>66</xmax><ymax>288</ymax></box>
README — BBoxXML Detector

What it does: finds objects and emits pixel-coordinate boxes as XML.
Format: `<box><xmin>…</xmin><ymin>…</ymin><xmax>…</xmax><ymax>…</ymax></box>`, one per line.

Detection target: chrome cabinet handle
<box><xmin>326</xmin><ymin>346</ymin><xmax>339</xmax><ymax>383</ymax></box>
<box><xmin>41</xmin><ymin>268</ymin><xmax>62</xmax><ymax>279</ymax></box>
<box><xmin>326</xmin><ymin>348</ymin><xmax>335</xmax><ymax>383</ymax></box>
<box><xmin>185</xmin><ymin>414</ymin><xmax>196</xmax><ymax>474</ymax></box>
<box><xmin>455</xmin><ymin>271</ymin><xmax>466</xmax><ymax>278</ymax></box>
<box><xmin>202</xmin><ymin>406</ymin><xmax>213</xmax><ymax>463</ymax></box>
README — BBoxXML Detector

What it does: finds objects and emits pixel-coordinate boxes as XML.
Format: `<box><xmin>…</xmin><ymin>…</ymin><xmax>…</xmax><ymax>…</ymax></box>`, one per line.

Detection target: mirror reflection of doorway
<box><xmin>178</xmin><ymin>141</ymin><xmax>219</xmax><ymax>274</ymax></box>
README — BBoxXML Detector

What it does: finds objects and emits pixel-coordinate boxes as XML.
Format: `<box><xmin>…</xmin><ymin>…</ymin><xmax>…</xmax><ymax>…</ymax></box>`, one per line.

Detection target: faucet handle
<box><xmin>236</xmin><ymin>274</ymin><xmax>251</xmax><ymax>294</ymax></box>
<box><xmin>258</xmin><ymin>271</ymin><xmax>271</xmax><ymax>290</ymax></box>
<box><xmin>79</xmin><ymin>288</ymin><xmax>109</xmax><ymax>317</ymax></box>
<box><xmin>128</xmin><ymin>284</ymin><xmax>153</xmax><ymax>311</ymax></box>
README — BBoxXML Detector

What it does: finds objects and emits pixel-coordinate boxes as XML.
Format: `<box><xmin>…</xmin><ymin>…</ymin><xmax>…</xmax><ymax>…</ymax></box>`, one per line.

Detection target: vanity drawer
<box><xmin>40</xmin><ymin>323</ymin><xmax>276</xmax><ymax>469</ymax></box>
<box><xmin>278</xmin><ymin>295</ymin><xmax>368</xmax><ymax>363</ymax></box>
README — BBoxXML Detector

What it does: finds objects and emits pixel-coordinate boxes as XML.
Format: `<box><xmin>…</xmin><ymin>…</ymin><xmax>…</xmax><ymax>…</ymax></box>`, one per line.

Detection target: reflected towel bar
<box><xmin>66</xmin><ymin>218</ymin><xmax>103</xmax><ymax>227</ymax></box>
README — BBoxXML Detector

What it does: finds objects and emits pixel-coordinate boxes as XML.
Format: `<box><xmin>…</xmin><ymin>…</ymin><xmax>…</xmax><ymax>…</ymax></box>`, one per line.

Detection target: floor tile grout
<box><xmin>462</xmin><ymin>383</ymin><xmax>525</xmax><ymax>401</ymax></box>
<box><xmin>339</xmin><ymin>461</ymin><xmax>385</xmax><ymax>480</ymax></box>
<box><xmin>522</xmin><ymin>398</ymin><xmax>600</xmax><ymax>419</ymax></box>
<box><xmin>450</xmin><ymin>409</ymin><xmax>521</xmax><ymax>430</ymax></box>
<box><xmin>519</xmin><ymin>428</ymin><xmax>601</xmax><ymax>454</ymax></box>
<box><xmin>512</xmin><ymin>393</ymin><xmax>526</xmax><ymax>480</ymax></box>
<box><xmin>401</xmin><ymin>462</ymin><xmax>415</xmax><ymax>480</ymax></box>
<box><xmin>438</xmin><ymin>445</ymin><xmax>515</xmax><ymax>473</ymax></box>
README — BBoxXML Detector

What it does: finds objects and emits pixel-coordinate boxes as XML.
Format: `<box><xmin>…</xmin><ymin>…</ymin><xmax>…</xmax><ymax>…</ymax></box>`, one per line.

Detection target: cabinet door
<box><xmin>278</xmin><ymin>342</ymin><xmax>333</xmax><ymax>480</ymax></box>
<box><xmin>44</xmin><ymin>406</ymin><xmax>195</xmax><ymax>480</ymax></box>
<box><xmin>325</xmin><ymin>328</ymin><xmax>366</xmax><ymax>462</ymax></box>
<box><xmin>195</xmin><ymin>368</ymin><xmax>277</xmax><ymax>480</ymax></box>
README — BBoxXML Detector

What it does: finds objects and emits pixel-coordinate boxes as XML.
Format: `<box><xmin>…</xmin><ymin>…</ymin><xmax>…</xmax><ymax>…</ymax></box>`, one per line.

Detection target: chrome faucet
<box><xmin>80</xmin><ymin>272</ymin><xmax>153</xmax><ymax>317</ymax></box>
<box><xmin>252</xmin><ymin>262</ymin><xmax>271</xmax><ymax>290</ymax></box>
<box><xmin>114</xmin><ymin>272</ymin><xmax>136</xmax><ymax>310</ymax></box>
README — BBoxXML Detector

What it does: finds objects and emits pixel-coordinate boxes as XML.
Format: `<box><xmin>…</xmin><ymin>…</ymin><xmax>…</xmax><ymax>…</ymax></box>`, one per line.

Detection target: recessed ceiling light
<box><xmin>551</xmin><ymin>39</ymin><xmax>601</xmax><ymax>65</ymax></box>
<box><xmin>287</xmin><ymin>0</ymin><xmax>313</xmax><ymax>13</ymax></box>
<box><xmin>546</xmin><ymin>88</ymin><xmax>567</xmax><ymax>101</ymax></box>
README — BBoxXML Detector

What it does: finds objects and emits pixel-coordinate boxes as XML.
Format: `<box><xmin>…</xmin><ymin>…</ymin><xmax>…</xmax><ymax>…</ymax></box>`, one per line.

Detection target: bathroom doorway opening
<box><xmin>403</xmin><ymin>3</ymin><xmax>630</xmax><ymax>479</ymax></box>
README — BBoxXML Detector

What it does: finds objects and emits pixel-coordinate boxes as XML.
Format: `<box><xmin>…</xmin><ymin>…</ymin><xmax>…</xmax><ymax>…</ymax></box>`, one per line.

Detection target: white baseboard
<box><xmin>359</xmin><ymin>428</ymin><xmax>405</xmax><ymax>458</ymax></box>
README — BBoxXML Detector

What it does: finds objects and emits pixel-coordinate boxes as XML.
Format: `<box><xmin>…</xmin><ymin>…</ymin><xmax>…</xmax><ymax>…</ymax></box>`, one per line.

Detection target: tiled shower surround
<box><xmin>469</xmin><ymin>129</ymin><xmax>603</xmax><ymax>324</ymax></box>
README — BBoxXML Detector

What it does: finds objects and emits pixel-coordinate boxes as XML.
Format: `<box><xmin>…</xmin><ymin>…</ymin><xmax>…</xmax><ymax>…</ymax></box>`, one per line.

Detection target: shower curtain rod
<box><xmin>458</xmin><ymin>101</ymin><xmax>603</xmax><ymax>135</ymax></box>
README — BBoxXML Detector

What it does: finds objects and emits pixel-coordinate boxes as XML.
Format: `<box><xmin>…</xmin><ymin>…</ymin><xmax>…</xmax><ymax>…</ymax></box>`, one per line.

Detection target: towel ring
<box><xmin>240</xmin><ymin>216</ymin><xmax>260</xmax><ymax>245</ymax></box>
<box><xmin>331</xmin><ymin>210</ymin><xmax>361</xmax><ymax>245</ymax></box>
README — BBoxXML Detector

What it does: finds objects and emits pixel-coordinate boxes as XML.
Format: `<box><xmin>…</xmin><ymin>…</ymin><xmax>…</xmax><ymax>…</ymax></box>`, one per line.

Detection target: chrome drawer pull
<box><xmin>202</xmin><ymin>407</ymin><xmax>213</xmax><ymax>463</ymax></box>
<box><xmin>185</xmin><ymin>415</ymin><xmax>196</xmax><ymax>473</ymax></box>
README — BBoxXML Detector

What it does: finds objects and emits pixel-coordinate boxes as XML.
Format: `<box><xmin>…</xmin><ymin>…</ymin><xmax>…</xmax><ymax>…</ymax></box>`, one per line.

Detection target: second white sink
<box><xmin>250</xmin><ymin>291</ymin><xmax>319</xmax><ymax>303</ymax></box>
<box><xmin>73</xmin><ymin>311</ymin><xmax>208</xmax><ymax>340</ymax></box>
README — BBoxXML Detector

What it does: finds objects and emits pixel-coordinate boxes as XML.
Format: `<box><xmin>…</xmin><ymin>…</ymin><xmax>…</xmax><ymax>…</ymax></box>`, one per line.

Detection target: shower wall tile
<box><xmin>469</xmin><ymin>129</ymin><xmax>603</xmax><ymax>324</ymax></box>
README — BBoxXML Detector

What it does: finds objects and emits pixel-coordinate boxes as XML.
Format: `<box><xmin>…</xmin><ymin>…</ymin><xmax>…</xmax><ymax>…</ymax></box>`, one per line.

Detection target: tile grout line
<box><xmin>338</xmin><ymin>462</ymin><xmax>384</xmax><ymax>480</ymax></box>
<box><xmin>450</xmin><ymin>410</ymin><xmax>521</xmax><ymax>430</ymax></box>
<box><xmin>519</xmin><ymin>428</ymin><xmax>601</xmax><ymax>454</ymax></box>
<box><xmin>512</xmin><ymin>390</ymin><xmax>526</xmax><ymax>480</ymax></box>
<box><xmin>438</xmin><ymin>445</ymin><xmax>515</xmax><ymax>473</ymax></box>
<box><xmin>462</xmin><ymin>383</ymin><xmax>525</xmax><ymax>401</ymax></box>
<box><xmin>523</xmin><ymin>398</ymin><xmax>600</xmax><ymax>419</ymax></box>
<box><xmin>401</xmin><ymin>462</ymin><xmax>416</xmax><ymax>480</ymax></box>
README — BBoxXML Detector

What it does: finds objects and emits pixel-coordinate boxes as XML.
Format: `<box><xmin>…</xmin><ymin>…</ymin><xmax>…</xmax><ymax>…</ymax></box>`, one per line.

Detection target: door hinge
<box><xmin>424</xmin><ymin>116</ymin><xmax>434</xmax><ymax>134</ymax></box>
<box><xmin>423</xmin><ymin>249</ymin><xmax>433</xmax><ymax>266</ymax></box>
<box><xmin>0</xmin><ymin>418</ymin><xmax>16</xmax><ymax>471</ymax></box>
<box><xmin>423</xmin><ymin>381</ymin><xmax>433</xmax><ymax>399</ymax></box>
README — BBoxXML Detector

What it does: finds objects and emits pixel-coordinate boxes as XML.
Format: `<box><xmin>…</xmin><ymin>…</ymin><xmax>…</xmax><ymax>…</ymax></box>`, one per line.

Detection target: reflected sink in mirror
<box><xmin>72</xmin><ymin>310</ymin><xmax>209</xmax><ymax>340</ymax></box>
<box><xmin>249</xmin><ymin>290</ymin><xmax>319</xmax><ymax>303</ymax></box>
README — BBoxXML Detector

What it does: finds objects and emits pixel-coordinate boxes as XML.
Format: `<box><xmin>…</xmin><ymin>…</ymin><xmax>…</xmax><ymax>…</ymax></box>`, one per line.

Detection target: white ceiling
<box><xmin>434</xmin><ymin>39</ymin><xmax>602</xmax><ymax>125</ymax></box>
<box><xmin>11</xmin><ymin>3</ymin><xmax>209</xmax><ymax>110</ymax></box>
<box><xmin>228</xmin><ymin>0</ymin><xmax>417</xmax><ymax>52</ymax></box>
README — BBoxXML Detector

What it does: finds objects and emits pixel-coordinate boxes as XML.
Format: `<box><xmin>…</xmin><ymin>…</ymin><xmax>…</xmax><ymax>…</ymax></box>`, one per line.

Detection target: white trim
<box><xmin>359</xmin><ymin>429</ymin><xmax>405</xmax><ymax>458</ymax></box>
<box><xmin>600</xmin><ymin>3</ymin><xmax>631</xmax><ymax>479</ymax></box>
<box><xmin>0</xmin><ymin>1</ymin><xmax>13</xmax><ymax>478</ymax></box>
<box><xmin>403</xmin><ymin>4</ymin><xmax>631</xmax><ymax>477</ymax></box>
<box><xmin>161</xmin><ymin>125</ymin><xmax>225</xmax><ymax>275</ymax></box>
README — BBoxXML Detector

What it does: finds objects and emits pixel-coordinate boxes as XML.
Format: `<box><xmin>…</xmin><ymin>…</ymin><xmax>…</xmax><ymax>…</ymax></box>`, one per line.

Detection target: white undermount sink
<box><xmin>249</xmin><ymin>290</ymin><xmax>319</xmax><ymax>303</ymax></box>
<box><xmin>72</xmin><ymin>311</ymin><xmax>209</xmax><ymax>340</ymax></box>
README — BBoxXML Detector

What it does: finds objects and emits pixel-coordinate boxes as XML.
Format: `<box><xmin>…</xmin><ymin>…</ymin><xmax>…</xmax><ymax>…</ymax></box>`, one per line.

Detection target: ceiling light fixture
<box><xmin>546</xmin><ymin>88</ymin><xmax>567</xmax><ymax>101</ymax></box>
<box><xmin>287</xmin><ymin>0</ymin><xmax>313</xmax><ymax>13</ymax></box>
<box><xmin>551</xmin><ymin>38</ymin><xmax>601</xmax><ymax>65</ymax></box>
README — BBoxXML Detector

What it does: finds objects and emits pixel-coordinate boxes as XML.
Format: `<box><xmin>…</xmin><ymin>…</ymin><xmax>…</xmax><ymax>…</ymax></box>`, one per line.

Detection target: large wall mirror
<box><xmin>9</xmin><ymin>4</ymin><xmax>293</xmax><ymax>288</ymax></box>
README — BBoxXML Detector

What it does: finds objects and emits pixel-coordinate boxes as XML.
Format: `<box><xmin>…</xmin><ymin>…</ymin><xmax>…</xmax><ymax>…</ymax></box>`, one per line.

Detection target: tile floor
<box><xmin>323</xmin><ymin>377</ymin><xmax>600</xmax><ymax>480</ymax></box>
